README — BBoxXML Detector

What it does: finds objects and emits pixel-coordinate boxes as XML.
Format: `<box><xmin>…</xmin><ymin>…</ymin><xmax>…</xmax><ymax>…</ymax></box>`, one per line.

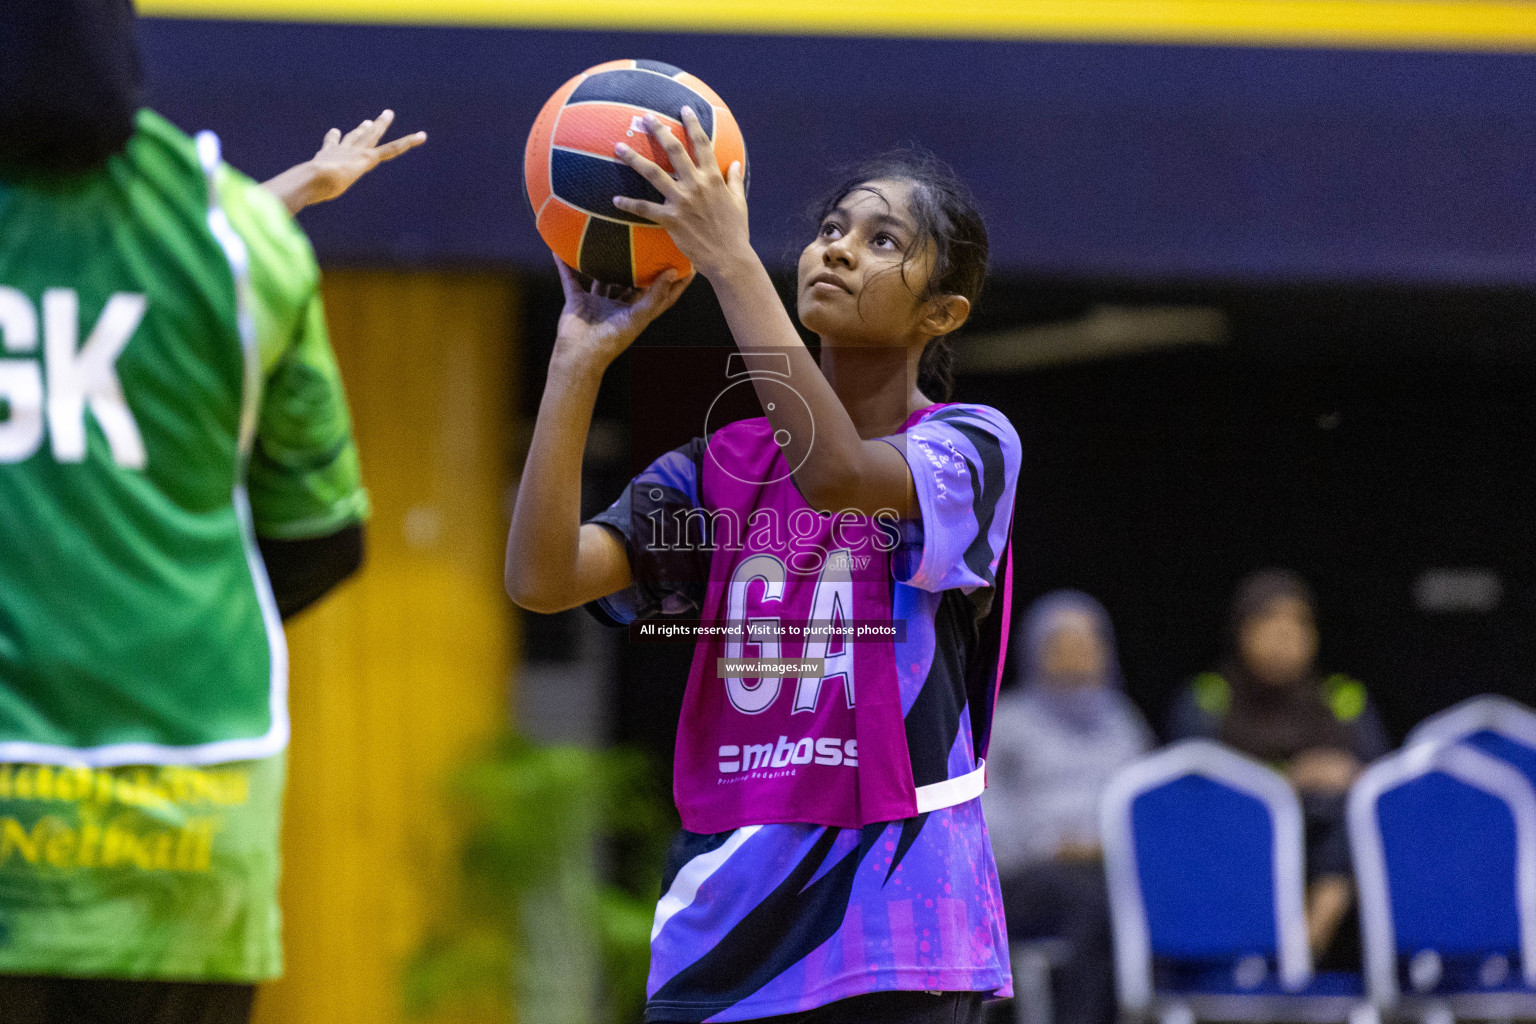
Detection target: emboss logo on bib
<box><xmin>718</xmin><ymin>736</ymin><xmax>858</xmax><ymax>774</ymax></box>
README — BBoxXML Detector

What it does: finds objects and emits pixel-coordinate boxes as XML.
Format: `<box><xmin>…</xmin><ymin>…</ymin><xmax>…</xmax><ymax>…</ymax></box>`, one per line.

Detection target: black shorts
<box><xmin>0</xmin><ymin>975</ymin><xmax>256</xmax><ymax>1024</ymax></box>
<box><xmin>721</xmin><ymin>989</ymin><xmax>985</xmax><ymax>1024</ymax></box>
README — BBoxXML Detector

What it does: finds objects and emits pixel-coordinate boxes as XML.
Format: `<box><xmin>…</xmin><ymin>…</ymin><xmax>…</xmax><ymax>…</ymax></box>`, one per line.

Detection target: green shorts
<box><xmin>0</xmin><ymin>755</ymin><xmax>285</xmax><ymax>981</ymax></box>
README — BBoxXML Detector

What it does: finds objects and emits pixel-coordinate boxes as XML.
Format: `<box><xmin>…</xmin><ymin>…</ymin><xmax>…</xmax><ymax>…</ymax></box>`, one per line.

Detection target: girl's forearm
<box><xmin>505</xmin><ymin>352</ymin><xmax>606</xmax><ymax>609</ymax></box>
<box><xmin>709</xmin><ymin>258</ymin><xmax>870</xmax><ymax>509</ymax></box>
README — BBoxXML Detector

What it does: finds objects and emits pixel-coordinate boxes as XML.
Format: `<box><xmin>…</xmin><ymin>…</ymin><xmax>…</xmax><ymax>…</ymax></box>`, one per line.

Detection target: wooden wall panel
<box><xmin>252</xmin><ymin>270</ymin><xmax>518</xmax><ymax>1024</ymax></box>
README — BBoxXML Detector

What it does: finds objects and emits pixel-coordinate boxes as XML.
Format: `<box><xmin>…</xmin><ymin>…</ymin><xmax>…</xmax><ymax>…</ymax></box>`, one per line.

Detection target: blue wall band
<box><xmin>138</xmin><ymin>18</ymin><xmax>1536</xmax><ymax>283</ymax></box>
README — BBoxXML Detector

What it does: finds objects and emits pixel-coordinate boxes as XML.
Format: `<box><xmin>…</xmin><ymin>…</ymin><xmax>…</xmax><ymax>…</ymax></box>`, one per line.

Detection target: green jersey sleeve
<box><xmin>214</xmin><ymin>165</ymin><xmax>369</xmax><ymax>539</ymax></box>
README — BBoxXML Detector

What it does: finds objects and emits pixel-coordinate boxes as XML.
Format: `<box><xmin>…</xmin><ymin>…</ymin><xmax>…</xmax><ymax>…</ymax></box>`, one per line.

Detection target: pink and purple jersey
<box><xmin>588</xmin><ymin>402</ymin><xmax>1021</xmax><ymax>1021</ymax></box>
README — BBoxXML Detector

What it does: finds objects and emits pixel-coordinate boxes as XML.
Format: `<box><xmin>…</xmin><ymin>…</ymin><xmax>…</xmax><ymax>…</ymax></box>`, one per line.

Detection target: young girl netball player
<box><xmin>506</xmin><ymin>108</ymin><xmax>1020</xmax><ymax>1024</ymax></box>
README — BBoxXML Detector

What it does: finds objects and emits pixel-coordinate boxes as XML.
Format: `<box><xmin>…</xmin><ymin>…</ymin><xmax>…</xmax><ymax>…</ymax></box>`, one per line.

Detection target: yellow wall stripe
<box><xmin>137</xmin><ymin>0</ymin><xmax>1536</xmax><ymax>52</ymax></box>
<box><xmin>256</xmin><ymin>270</ymin><xmax>515</xmax><ymax>1024</ymax></box>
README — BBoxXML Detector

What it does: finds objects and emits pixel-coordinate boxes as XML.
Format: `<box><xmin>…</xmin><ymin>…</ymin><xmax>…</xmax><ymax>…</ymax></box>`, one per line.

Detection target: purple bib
<box><xmin>673</xmin><ymin>405</ymin><xmax>1013</xmax><ymax>832</ymax></box>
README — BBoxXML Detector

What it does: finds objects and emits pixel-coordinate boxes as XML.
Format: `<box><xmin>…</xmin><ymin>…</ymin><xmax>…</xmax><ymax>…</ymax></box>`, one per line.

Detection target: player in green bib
<box><xmin>0</xmin><ymin>2</ymin><xmax>424</xmax><ymax>1020</ymax></box>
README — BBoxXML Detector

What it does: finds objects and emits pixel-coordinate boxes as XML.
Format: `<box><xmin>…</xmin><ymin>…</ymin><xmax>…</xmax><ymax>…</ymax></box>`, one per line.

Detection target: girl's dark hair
<box><xmin>0</xmin><ymin>0</ymin><xmax>143</xmax><ymax>178</ymax></box>
<box><xmin>811</xmin><ymin>149</ymin><xmax>988</xmax><ymax>401</ymax></box>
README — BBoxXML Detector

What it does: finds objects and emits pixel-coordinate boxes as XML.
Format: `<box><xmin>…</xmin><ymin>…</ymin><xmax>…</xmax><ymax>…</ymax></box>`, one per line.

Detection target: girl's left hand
<box><xmin>612</xmin><ymin>107</ymin><xmax>751</xmax><ymax>281</ymax></box>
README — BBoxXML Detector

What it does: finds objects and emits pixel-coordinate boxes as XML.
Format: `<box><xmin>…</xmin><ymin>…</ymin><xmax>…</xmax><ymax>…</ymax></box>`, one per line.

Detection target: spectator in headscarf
<box><xmin>983</xmin><ymin>590</ymin><xmax>1154</xmax><ymax>1024</ymax></box>
<box><xmin>1168</xmin><ymin>568</ymin><xmax>1390</xmax><ymax>962</ymax></box>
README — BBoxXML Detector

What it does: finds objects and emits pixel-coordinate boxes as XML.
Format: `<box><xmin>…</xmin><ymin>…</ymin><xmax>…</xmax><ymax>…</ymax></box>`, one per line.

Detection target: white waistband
<box><xmin>914</xmin><ymin>758</ymin><xmax>987</xmax><ymax>814</ymax></box>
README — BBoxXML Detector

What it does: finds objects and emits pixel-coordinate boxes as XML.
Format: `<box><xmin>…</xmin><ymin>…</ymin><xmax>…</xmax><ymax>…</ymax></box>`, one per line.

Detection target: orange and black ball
<box><xmin>524</xmin><ymin>60</ymin><xmax>748</xmax><ymax>288</ymax></box>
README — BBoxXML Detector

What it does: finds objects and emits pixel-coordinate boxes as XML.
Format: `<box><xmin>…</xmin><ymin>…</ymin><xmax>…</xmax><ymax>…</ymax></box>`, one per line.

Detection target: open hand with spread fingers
<box><xmin>611</xmin><ymin>106</ymin><xmax>752</xmax><ymax>281</ymax></box>
<box><xmin>263</xmin><ymin>109</ymin><xmax>427</xmax><ymax>215</ymax></box>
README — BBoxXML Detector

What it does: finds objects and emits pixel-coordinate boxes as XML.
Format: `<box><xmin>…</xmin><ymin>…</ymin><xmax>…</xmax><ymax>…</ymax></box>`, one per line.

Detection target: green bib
<box><xmin>0</xmin><ymin>110</ymin><xmax>364</xmax><ymax>761</ymax></box>
<box><xmin>0</xmin><ymin>110</ymin><xmax>365</xmax><ymax>980</ymax></box>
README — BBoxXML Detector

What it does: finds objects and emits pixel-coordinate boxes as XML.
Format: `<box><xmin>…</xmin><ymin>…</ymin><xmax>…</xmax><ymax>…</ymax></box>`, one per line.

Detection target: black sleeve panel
<box><xmin>256</xmin><ymin>523</ymin><xmax>366</xmax><ymax>620</ymax></box>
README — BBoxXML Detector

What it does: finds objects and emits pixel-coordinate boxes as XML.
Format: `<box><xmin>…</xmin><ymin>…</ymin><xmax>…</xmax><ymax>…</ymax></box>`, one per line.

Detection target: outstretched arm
<box><xmin>505</xmin><ymin>260</ymin><xmax>692</xmax><ymax>614</ymax></box>
<box><xmin>262</xmin><ymin>109</ymin><xmax>427</xmax><ymax>216</ymax></box>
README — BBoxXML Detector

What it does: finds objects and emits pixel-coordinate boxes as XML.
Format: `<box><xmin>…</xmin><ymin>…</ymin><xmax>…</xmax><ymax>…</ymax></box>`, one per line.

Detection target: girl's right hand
<box><xmin>552</xmin><ymin>257</ymin><xmax>692</xmax><ymax>369</ymax></box>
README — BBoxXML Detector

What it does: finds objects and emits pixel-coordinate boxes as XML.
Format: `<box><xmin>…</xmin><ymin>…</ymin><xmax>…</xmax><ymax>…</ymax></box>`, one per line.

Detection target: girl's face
<box><xmin>797</xmin><ymin>178</ymin><xmax>939</xmax><ymax>346</ymax></box>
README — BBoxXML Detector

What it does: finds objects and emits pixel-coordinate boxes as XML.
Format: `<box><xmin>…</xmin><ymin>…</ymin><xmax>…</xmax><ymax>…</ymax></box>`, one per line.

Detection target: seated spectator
<box><xmin>1168</xmin><ymin>568</ymin><xmax>1390</xmax><ymax>963</ymax></box>
<box><xmin>984</xmin><ymin>590</ymin><xmax>1154</xmax><ymax>1024</ymax></box>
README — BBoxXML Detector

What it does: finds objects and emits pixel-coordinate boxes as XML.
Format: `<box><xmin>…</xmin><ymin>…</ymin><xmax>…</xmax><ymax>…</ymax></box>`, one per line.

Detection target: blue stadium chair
<box><xmin>1348</xmin><ymin>740</ymin><xmax>1536</xmax><ymax>1022</ymax></box>
<box><xmin>1406</xmin><ymin>695</ymin><xmax>1536</xmax><ymax>791</ymax></box>
<box><xmin>1100</xmin><ymin>740</ymin><xmax>1366</xmax><ymax>1023</ymax></box>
